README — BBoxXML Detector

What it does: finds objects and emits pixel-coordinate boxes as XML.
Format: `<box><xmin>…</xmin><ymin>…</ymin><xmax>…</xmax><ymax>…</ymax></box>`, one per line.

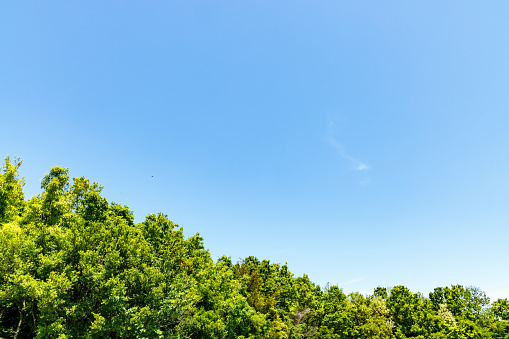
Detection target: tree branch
<box><xmin>14</xmin><ymin>300</ymin><xmax>26</xmax><ymax>339</ymax></box>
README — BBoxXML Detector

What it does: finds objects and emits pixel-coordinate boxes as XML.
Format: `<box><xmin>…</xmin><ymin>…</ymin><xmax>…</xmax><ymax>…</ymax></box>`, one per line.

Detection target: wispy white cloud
<box><xmin>341</xmin><ymin>278</ymin><xmax>364</xmax><ymax>287</ymax></box>
<box><xmin>357</xmin><ymin>164</ymin><xmax>369</xmax><ymax>171</ymax></box>
<box><xmin>328</xmin><ymin>121</ymin><xmax>370</xmax><ymax>172</ymax></box>
<box><xmin>359</xmin><ymin>177</ymin><xmax>371</xmax><ymax>185</ymax></box>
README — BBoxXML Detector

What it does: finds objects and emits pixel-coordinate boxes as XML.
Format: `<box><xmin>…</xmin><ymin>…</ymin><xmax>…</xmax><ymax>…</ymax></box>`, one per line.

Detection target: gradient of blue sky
<box><xmin>1</xmin><ymin>1</ymin><xmax>508</xmax><ymax>300</ymax></box>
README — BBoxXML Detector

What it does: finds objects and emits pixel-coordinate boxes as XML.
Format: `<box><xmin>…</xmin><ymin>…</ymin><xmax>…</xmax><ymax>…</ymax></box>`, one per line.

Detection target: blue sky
<box><xmin>1</xmin><ymin>1</ymin><xmax>509</xmax><ymax>300</ymax></box>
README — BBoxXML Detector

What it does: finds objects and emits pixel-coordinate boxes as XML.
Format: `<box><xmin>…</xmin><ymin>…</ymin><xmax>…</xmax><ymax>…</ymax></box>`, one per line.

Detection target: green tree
<box><xmin>429</xmin><ymin>285</ymin><xmax>491</xmax><ymax>323</ymax></box>
<box><xmin>490</xmin><ymin>299</ymin><xmax>509</xmax><ymax>321</ymax></box>
<box><xmin>0</xmin><ymin>156</ymin><xmax>25</xmax><ymax>224</ymax></box>
<box><xmin>386</xmin><ymin>285</ymin><xmax>431</xmax><ymax>338</ymax></box>
<box><xmin>1</xmin><ymin>157</ymin><xmax>507</xmax><ymax>339</ymax></box>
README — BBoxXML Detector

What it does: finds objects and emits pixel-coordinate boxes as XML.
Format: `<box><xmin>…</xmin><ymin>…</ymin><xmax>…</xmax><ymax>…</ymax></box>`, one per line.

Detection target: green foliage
<box><xmin>0</xmin><ymin>156</ymin><xmax>25</xmax><ymax>224</ymax></box>
<box><xmin>429</xmin><ymin>285</ymin><xmax>491</xmax><ymax>321</ymax></box>
<box><xmin>491</xmin><ymin>299</ymin><xmax>509</xmax><ymax>321</ymax></box>
<box><xmin>0</xmin><ymin>156</ymin><xmax>507</xmax><ymax>338</ymax></box>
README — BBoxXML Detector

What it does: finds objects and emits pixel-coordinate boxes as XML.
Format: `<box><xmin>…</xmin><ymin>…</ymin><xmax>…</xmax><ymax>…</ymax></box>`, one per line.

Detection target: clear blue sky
<box><xmin>2</xmin><ymin>1</ymin><xmax>509</xmax><ymax>300</ymax></box>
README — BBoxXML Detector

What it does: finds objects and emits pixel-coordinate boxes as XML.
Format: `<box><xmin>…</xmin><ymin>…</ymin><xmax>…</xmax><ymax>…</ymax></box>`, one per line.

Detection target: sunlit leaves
<box><xmin>0</xmin><ymin>156</ymin><xmax>25</xmax><ymax>224</ymax></box>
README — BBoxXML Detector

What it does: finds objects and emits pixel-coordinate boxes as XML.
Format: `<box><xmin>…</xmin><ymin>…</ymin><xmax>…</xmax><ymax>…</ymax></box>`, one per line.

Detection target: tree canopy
<box><xmin>1</xmin><ymin>156</ymin><xmax>508</xmax><ymax>338</ymax></box>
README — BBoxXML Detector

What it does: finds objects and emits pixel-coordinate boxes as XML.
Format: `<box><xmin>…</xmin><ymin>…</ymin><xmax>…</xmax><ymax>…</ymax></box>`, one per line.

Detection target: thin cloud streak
<box><xmin>341</xmin><ymin>278</ymin><xmax>364</xmax><ymax>287</ymax></box>
<box><xmin>328</xmin><ymin>122</ymin><xmax>369</xmax><ymax>172</ymax></box>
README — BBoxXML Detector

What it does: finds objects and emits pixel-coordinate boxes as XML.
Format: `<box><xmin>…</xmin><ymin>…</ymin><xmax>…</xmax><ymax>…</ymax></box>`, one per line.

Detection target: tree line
<box><xmin>1</xmin><ymin>156</ymin><xmax>508</xmax><ymax>338</ymax></box>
